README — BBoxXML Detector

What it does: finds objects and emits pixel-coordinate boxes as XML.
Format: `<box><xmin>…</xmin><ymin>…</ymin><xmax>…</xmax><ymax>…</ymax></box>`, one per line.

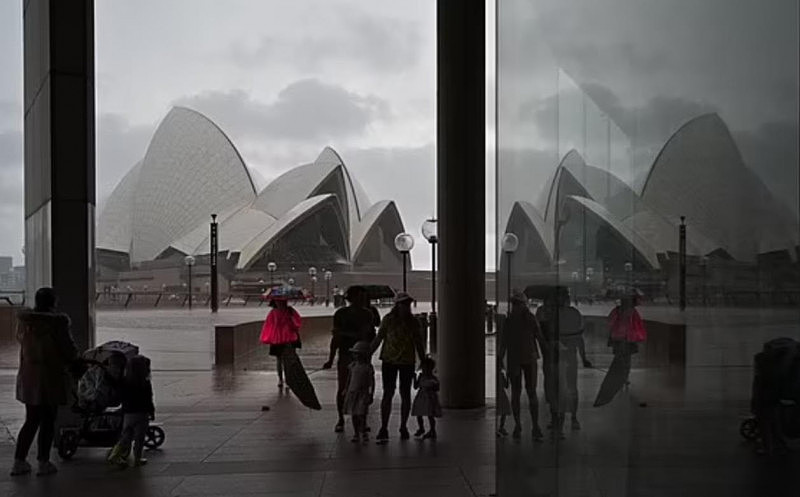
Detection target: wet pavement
<box><xmin>0</xmin><ymin>305</ymin><xmax>798</xmax><ymax>496</ymax></box>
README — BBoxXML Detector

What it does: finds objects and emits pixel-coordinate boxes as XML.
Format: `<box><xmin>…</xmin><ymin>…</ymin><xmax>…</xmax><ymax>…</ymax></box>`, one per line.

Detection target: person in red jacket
<box><xmin>260</xmin><ymin>298</ymin><xmax>302</xmax><ymax>390</ymax></box>
<box><xmin>607</xmin><ymin>293</ymin><xmax>647</xmax><ymax>385</ymax></box>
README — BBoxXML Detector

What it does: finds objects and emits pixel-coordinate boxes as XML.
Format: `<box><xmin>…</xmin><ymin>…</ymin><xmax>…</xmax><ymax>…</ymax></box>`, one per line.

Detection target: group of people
<box><xmin>497</xmin><ymin>289</ymin><xmax>645</xmax><ymax>441</ymax></box>
<box><xmin>10</xmin><ymin>287</ymin><xmax>157</xmax><ymax>477</ymax></box>
<box><xmin>262</xmin><ymin>285</ymin><xmax>441</xmax><ymax>444</ymax></box>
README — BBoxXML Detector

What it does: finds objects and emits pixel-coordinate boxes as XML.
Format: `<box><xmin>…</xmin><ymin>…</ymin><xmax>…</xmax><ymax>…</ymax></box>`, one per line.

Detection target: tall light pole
<box><xmin>210</xmin><ymin>214</ymin><xmax>218</xmax><ymax>313</ymax></box>
<box><xmin>624</xmin><ymin>261</ymin><xmax>633</xmax><ymax>293</ymax></box>
<box><xmin>308</xmin><ymin>266</ymin><xmax>318</xmax><ymax>305</ymax></box>
<box><xmin>394</xmin><ymin>233</ymin><xmax>415</xmax><ymax>293</ymax></box>
<box><xmin>679</xmin><ymin>216</ymin><xmax>687</xmax><ymax>311</ymax></box>
<box><xmin>422</xmin><ymin>219</ymin><xmax>438</xmax><ymax>354</ymax></box>
<box><xmin>502</xmin><ymin>233</ymin><xmax>519</xmax><ymax>314</ymax></box>
<box><xmin>267</xmin><ymin>261</ymin><xmax>277</xmax><ymax>287</ymax></box>
<box><xmin>324</xmin><ymin>270</ymin><xmax>333</xmax><ymax>307</ymax></box>
<box><xmin>184</xmin><ymin>255</ymin><xmax>196</xmax><ymax>310</ymax></box>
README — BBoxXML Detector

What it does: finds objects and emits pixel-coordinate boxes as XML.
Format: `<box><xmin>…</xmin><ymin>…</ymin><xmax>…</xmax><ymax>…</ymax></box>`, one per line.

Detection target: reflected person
<box><xmin>498</xmin><ymin>292</ymin><xmax>544</xmax><ymax>441</ymax></box>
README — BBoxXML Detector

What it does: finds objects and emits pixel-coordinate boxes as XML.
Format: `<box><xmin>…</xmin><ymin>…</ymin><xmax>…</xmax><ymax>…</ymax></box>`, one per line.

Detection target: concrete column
<box><xmin>23</xmin><ymin>0</ymin><xmax>96</xmax><ymax>351</ymax></box>
<box><xmin>437</xmin><ymin>0</ymin><xmax>485</xmax><ymax>408</ymax></box>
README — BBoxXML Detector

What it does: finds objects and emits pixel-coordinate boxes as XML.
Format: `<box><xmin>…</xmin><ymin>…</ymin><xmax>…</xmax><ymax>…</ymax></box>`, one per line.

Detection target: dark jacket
<box><xmin>121</xmin><ymin>379</ymin><xmax>155</xmax><ymax>416</ymax></box>
<box><xmin>16</xmin><ymin>310</ymin><xmax>78</xmax><ymax>406</ymax></box>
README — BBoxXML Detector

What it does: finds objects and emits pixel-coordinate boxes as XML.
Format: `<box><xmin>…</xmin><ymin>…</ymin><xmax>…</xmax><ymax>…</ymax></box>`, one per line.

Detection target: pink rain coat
<box><xmin>608</xmin><ymin>307</ymin><xmax>647</xmax><ymax>343</ymax></box>
<box><xmin>260</xmin><ymin>307</ymin><xmax>302</xmax><ymax>345</ymax></box>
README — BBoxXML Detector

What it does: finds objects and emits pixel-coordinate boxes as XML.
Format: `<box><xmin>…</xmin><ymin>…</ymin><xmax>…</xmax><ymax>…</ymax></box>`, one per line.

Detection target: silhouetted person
<box><xmin>11</xmin><ymin>287</ymin><xmax>78</xmax><ymax>477</ymax></box>
<box><xmin>343</xmin><ymin>341</ymin><xmax>375</xmax><ymax>444</ymax></box>
<box><xmin>536</xmin><ymin>290</ymin><xmax>586</xmax><ymax>437</ymax></box>
<box><xmin>499</xmin><ymin>293</ymin><xmax>544</xmax><ymax>441</ymax></box>
<box><xmin>323</xmin><ymin>286</ymin><xmax>379</xmax><ymax>433</ymax></box>
<box><xmin>371</xmin><ymin>292</ymin><xmax>425</xmax><ymax>444</ymax></box>
<box><xmin>412</xmin><ymin>356</ymin><xmax>442</xmax><ymax>440</ymax></box>
<box><xmin>108</xmin><ymin>355</ymin><xmax>155</xmax><ymax>467</ymax></box>
<box><xmin>751</xmin><ymin>338</ymin><xmax>800</xmax><ymax>456</ymax></box>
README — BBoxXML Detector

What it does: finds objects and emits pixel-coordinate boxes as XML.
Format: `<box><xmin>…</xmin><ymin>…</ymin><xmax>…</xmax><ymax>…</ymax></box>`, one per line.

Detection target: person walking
<box><xmin>499</xmin><ymin>292</ymin><xmax>545</xmax><ymax>441</ymax></box>
<box><xmin>260</xmin><ymin>297</ymin><xmax>302</xmax><ymax>390</ymax></box>
<box><xmin>108</xmin><ymin>355</ymin><xmax>155</xmax><ymax>468</ymax></box>
<box><xmin>11</xmin><ymin>287</ymin><xmax>78</xmax><ymax>477</ymax></box>
<box><xmin>343</xmin><ymin>341</ymin><xmax>375</xmax><ymax>444</ymax></box>
<box><xmin>607</xmin><ymin>293</ymin><xmax>647</xmax><ymax>386</ymax></box>
<box><xmin>371</xmin><ymin>292</ymin><xmax>425</xmax><ymax>444</ymax></box>
<box><xmin>323</xmin><ymin>286</ymin><xmax>380</xmax><ymax>433</ymax></box>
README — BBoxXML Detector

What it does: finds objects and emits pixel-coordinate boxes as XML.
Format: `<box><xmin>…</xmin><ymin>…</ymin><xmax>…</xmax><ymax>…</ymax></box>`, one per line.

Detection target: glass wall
<box><xmin>497</xmin><ymin>0</ymin><xmax>799</xmax><ymax>494</ymax></box>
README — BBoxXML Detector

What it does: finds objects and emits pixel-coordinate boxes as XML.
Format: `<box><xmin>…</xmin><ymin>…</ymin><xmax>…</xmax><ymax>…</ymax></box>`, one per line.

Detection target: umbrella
<box><xmin>281</xmin><ymin>349</ymin><xmax>321</xmax><ymax>410</ymax></box>
<box><xmin>363</xmin><ymin>285</ymin><xmax>396</xmax><ymax>300</ymax></box>
<box><xmin>593</xmin><ymin>355</ymin><xmax>632</xmax><ymax>407</ymax></box>
<box><xmin>264</xmin><ymin>285</ymin><xmax>305</xmax><ymax>301</ymax></box>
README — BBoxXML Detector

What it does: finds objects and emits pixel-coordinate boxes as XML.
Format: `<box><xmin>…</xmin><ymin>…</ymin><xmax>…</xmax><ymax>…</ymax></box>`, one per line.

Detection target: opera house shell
<box><xmin>97</xmin><ymin>107</ymin><xmax>406</xmax><ymax>272</ymax></box>
<box><xmin>505</xmin><ymin>113</ymin><xmax>800</xmax><ymax>279</ymax></box>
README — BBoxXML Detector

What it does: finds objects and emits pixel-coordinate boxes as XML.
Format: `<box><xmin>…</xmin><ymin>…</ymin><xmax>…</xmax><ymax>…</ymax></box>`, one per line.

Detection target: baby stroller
<box><xmin>740</xmin><ymin>337</ymin><xmax>800</xmax><ymax>451</ymax></box>
<box><xmin>55</xmin><ymin>341</ymin><xmax>165</xmax><ymax>460</ymax></box>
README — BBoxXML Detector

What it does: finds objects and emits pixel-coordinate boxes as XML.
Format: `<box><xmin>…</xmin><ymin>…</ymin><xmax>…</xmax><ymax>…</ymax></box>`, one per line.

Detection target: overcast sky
<box><xmin>1</xmin><ymin>0</ymin><xmax>797</xmax><ymax>273</ymax></box>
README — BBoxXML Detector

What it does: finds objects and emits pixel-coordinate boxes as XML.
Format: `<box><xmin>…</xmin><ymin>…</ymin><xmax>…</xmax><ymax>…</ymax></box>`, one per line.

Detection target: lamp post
<box><xmin>679</xmin><ymin>216</ymin><xmax>687</xmax><ymax>311</ymax></box>
<box><xmin>422</xmin><ymin>219</ymin><xmax>438</xmax><ymax>353</ymax></box>
<box><xmin>502</xmin><ymin>233</ymin><xmax>519</xmax><ymax>314</ymax></box>
<box><xmin>210</xmin><ymin>214</ymin><xmax>219</xmax><ymax>313</ymax></box>
<box><xmin>394</xmin><ymin>233</ymin><xmax>415</xmax><ymax>293</ymax></box>
<box><xmin>624</xmin><ymin>261</ymin><xmax>633</xmax><ymax>293</ymax></box>
<box><xmin>184</xmin><ymin>255</ymin><xmax>196</xmax><ymax>310</ymax></box>
<box><xmin>267</xmin><ymin>261</ymin><xmax>277</xmax><ymax>287</ymax></box>
<box><xmin>324</xmin><ymin>270</ymin><xmax>333</xmax><ymax>307</ymax></box>
<box><xmin>308</xmin><ymin>267</ymin><xmax>318</xmax><ymax>305</ymax></box>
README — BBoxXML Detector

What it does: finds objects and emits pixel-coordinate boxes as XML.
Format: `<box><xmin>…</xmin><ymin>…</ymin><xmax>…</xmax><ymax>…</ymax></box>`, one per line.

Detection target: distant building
<box><xmin>97</xmin><ymin>107</ymin><xmax>407</xmax><ymax>276</ymax></box>
<box><xmin>0</xmin><ymin>257</ymin><xmax>11</xmax><ymax>275</ymax></box>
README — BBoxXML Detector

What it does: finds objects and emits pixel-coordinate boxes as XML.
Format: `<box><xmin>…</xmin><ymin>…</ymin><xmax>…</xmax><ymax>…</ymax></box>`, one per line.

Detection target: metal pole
<box><xmin>210</xmin><ymin>214</ymin><xmax>218</xmax><ymax>313</ymax></box>
<box><xmin>430</xmin><ymin>241</ymin><xmax>437</xmax><ymax>355</ymax></box>
<box><xmin>431</xmin><ymin>241</ymin><xmax>437</xmax><ymax>313</ymax></box>
<box><xmin>679</xmin><ymin>216</ymin><xmax>687</xmax><ymax>311</ymax></box>
<box><xmin>402</xmin><ymin>252</ymin><xmax>408</xmax><ymax>293</ymax></box>
<box><xmin>188</xmin><ymin>264</ymin><xmax>193</xmax><ymax>310</ymax></box>
<box><xmin>506</xmin><ymin>251</ymin><xmax>512</xmax><ymax>314</ymax></box>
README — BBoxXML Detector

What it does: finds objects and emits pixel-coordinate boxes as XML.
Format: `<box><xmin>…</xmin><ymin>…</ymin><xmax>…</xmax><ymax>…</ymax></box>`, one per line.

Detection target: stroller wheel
<box><xmin>740</xmin><ymin>418</ymin><xmax>759</xmax><ymax>441</ymax></box>
<box><xmin>57</xmin><ymin>431</ymin><xmax>79</xmax><ymax>460</ymax></box>
<box><xmin>144</xmin><ymin>425</ymin><xmax>165</xmax><ymax>449</ymax></box>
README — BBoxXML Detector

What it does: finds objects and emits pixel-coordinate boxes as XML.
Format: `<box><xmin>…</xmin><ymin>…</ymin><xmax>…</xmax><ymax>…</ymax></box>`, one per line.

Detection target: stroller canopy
<box><xmin>83</xmin><ymin>340</ymin><xmax>139</xmax><ymax>364</ymax></box>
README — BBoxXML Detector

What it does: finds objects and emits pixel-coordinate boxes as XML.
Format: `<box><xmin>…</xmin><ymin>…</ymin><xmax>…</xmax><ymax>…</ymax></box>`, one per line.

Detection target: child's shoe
<box><xmin>414</xmin><ymin>427</ymin><xmax>425</xmax><ymax>439</ymax></box>
<box><xmin>134</xmin><ymin>458</ymin><xmax>148</xmax><ymax>467</ymax></box>
<box><xmin>36</xmin><ymin>461</ymin><xmax>58</xmax><ymax>476</ymax></box>
<box><xmin>422</xmin><ymin>430</ymin><xmax>437</xmax><ymax>440</ymax></box>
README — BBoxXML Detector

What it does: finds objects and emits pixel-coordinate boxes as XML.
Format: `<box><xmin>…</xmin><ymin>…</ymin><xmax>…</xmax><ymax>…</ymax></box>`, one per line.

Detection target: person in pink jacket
<box><xmin>607</xmin><ymin>293</ymin><xmax>647</xmax><ymax>384</ymax></box>
<box><xmin>260</xmin><ymin>299</ymin><xmax>302</xmax><ymax>390</ymax></box>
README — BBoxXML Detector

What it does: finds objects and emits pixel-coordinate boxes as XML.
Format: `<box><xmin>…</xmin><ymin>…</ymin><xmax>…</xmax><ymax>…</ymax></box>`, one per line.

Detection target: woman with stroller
<box><xmin>11</xmin><ymin>287</ymin><xmax>78</xmax><ymax>477</ymax></box>
<box><xmin>108</xmin><ymin>355</ymin><xmax>155</xmax><ymax>467</ymax></box>
<box><xmin>260</xmin><ymin>297</ymin><xmax>302</xmax><ymax>390</ymax></box>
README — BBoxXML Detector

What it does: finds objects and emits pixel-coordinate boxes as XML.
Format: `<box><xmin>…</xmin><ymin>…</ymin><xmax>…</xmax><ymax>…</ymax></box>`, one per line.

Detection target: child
<box><xmin>497</xmin><ymin>368</ymin><xmax>511</xmax><ymax>437</ymax></box>
<box><xmin>108</xmin><ymin>355</ymin><xmax>155</xmax><ymax>468</ymax></box>
<box><xmin>343</xmin><ymin>341</ymin><xmax>375</xmax><ymax>443</ymax></box>
<box><xmin>412</xmin><ymin>357</ymin><xmax>442</xmax><ymax>440</ymax></box>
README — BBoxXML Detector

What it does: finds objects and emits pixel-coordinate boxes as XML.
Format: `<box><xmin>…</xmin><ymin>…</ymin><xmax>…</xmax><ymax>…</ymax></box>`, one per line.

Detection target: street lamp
<box><xmin>502</xmin><ymin>233</ymin><xmax>519</xmax><ymax>314</ymax></box>
<box><xmin>184</xmin><ymin>255</ymin><xmax>196</xmax><ymax>310</ymax></box>
<box><xmin>624</xmin><ymin>261</ymin><xmax>633</xmax><ymax>293</ymax></box>
<box><xmin>394</xmin><ymin>232</ymin><xmax>415</xmax><ymax>292</ymax></box>
<box><xmin>308</xmin><ymin>267</ymin><xmax>318</xmax><ymax>304</ymax></box>
<box><xmin>324</xmin><ymin>270</ymin><xmax>333</xmax><ymax>307</ymax></box>
<box><xmin>267</xmin><ymin>261</ymin><xmax>277</xmax><ymax>286</ymax></box>
<box><xmin>210</xmin><ymin>214</ymin><xmax>219</xmax><ymax>313</ymax></box>
<box><xmin>421</xmin><ymin>218</ymin><xmax>438</xmax><ymax>354</ymax></box>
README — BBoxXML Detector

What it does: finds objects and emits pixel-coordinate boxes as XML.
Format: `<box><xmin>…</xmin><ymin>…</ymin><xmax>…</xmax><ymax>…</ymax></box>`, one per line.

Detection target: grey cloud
<box><xmin>97</xmin><ymin>113</ymin><xmax>154</xmax><ymax>200</ymax></box>
<box><xmin>175</xmin><ymin>79</ymin><xmax>389</xmax><ymax>143</ymax></box>
<box><xmin>229</xmin><ymin>12</ymin><xmax>422</xmax><ymax>73</ymax></box>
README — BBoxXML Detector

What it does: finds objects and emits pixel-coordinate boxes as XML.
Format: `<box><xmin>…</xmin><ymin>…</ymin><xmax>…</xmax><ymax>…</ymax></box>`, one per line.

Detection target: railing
<box><xmin>95</xmin><ymin>291</ymin><xmax>340</xmax><ymax>309</ymax></box>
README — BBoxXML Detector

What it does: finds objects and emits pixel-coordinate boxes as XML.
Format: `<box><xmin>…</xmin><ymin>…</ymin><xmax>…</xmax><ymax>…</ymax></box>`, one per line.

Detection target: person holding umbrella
<box><xmin>498</xmin><ymin>292</ymin><xmax>545</xmax><ymax>441</ymax></box>
<box><xmin>371</xmin><ymin>292</ymin><xmax>426</xmax><ymax>444</ymax></box>
<box><xmin>260</xmin><ymin>288</ymin><xmax>302</xmax><ymax>390</ymax></box>
<box><xmin>594</xmin><ymin>292</ymin><xmax>647</xmax><ymax>407</ymax></box>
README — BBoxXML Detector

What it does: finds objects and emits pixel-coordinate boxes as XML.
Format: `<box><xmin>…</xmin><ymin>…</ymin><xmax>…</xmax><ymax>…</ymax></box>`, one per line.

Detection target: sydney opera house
<box><xmin>504</xmin><ymin>113</ymin><xmax>800</xmax><ymax>299</ymax></box>
<box><xmin>97</xmin><ymin>107</ymin><xmax>406</xmax><ymax>277</ymax></box>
